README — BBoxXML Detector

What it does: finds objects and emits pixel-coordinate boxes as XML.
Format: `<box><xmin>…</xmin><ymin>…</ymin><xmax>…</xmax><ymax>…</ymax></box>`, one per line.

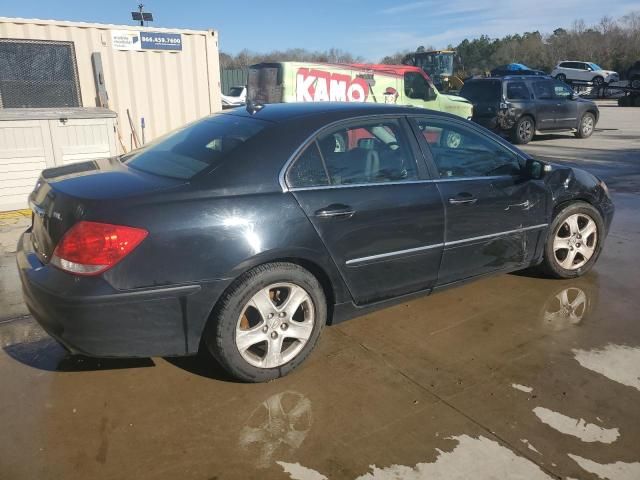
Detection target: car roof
<box><xmin>465</xmin><ymin>75</ymin><xmax>551</xmax><ymax>83</ymax></box>
<box><xmin>220</xmin><ymin>101</ymin><xmax>455</xmax><ymax>123</ymax></box>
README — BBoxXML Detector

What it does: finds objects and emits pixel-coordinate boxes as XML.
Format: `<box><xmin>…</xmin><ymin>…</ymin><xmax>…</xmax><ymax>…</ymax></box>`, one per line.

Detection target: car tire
<box><xmin>511</xmin><ymin>116</ymin><xmax>535</xmax><ymax>144</ymax></box>
<box><xmin>204</xmin><ymin>262</ymin><xmax>326</xmax><ymax>382</ymax></box>
<box><xmin>592</xmin><ymin>76</ymin><xmax>604</xmax><ymax>87</ymax></box>
<box><xmin>575</xmin><ymin>112</ymin><xmax>595</xmax><ymax>138</ymax></box>
<box><xmin>540</xmin><ymin>202</ymin><xmax>604</xmax><ymax>279</ymax></box>
<box><xmin>555</xmin><ymin>73</ymin><xmax>567</xmax><ymax>82</ymax></box>
<box><xmin>631</xmin><ymin>77</ymin><xmax>640</xmax><ymax>89</ymax></box>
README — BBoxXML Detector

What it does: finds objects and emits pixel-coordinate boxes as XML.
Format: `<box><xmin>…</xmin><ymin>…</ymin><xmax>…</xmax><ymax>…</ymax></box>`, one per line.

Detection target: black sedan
<box><xmin>17</xmin><ymin>103</ymin><xmax>614</xmax><ymax>382</ymax></box>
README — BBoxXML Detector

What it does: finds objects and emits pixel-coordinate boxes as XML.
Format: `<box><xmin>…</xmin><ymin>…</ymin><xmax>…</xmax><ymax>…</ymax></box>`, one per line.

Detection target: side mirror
<box><xmin>524</xmin><ymin>158</ymin><xmax>551</xmax><ymax>180</ymax></box>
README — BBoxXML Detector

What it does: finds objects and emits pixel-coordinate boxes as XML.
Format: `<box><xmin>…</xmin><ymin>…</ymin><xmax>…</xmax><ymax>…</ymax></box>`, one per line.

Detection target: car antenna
<box><xmin>246</xmin><ymin>99</ymin><xmax>265</xmax><ymax>115</ymax></box>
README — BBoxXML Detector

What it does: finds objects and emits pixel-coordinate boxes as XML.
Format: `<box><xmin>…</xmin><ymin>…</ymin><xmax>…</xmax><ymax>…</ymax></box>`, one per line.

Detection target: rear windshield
<box><xmin>460</xmin><ymin>81</ymin><xmax>502</xmax><ymax>102</ymax></box>
<box><xmin>124</xmin><ymin>114</ymin><xmax>266</xmax><ymax>180</ymax></box>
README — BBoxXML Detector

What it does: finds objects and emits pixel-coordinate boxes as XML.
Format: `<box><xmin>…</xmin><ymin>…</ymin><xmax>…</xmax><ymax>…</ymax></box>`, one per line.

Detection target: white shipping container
<box><xmin>0</xmin><ymin>16</ymin><xmax>222</xmax><ymax>211</ymax></box>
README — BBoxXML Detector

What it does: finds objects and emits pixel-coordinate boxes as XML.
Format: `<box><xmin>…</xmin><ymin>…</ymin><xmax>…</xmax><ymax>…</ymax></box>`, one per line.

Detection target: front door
<box><xmin>410</xmin><ymin>116</ymin><xmax>547</xmax><ymax>286</ymax></box>
<box><xmin>552</xmin><ymin>80</ymin><xmax>579</xmax><ymax>129</ymax></box>
<box><xmin>286</xmin><ymin>116</ymin><xmax>445</xmax><ymax>305</ymax></box>
<box><xmin>531</xmin><ymin>80</ymin><xmax>557</xmax><ymax>131</ymax></box>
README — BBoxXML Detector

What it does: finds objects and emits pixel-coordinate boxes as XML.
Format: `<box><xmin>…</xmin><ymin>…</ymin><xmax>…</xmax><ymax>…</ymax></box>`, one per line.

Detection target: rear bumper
<box><xmin>17</xmin><ymin>231</ymin><xmax>227</xmax><ymax>358</ymax></box>
<box><xmin>472</xmin><ymin>116</ymin><xmax>500</xmax><ymax>131</ymax></box>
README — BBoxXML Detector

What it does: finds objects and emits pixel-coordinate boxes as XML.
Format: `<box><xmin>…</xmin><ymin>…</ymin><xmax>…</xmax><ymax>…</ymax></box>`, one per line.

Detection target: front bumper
<box><xmin>16</xmin><ymin>231</ymin><xmax>225</xmax><ymax>358</ymax></box>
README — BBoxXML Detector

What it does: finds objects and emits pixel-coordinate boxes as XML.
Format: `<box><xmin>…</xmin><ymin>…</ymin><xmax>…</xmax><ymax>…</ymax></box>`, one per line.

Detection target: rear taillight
<box><xmin>51</xmin><ymin>221</ymin><xmax>148</xmax><ymax>276</ymax></box>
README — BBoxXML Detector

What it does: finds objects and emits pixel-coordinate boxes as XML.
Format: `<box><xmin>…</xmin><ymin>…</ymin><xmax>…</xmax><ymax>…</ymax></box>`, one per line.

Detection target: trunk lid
<box><xmin>29</xmin><ymin>157</ymin><xmax>183</xmax><ymax>263</ymax></box>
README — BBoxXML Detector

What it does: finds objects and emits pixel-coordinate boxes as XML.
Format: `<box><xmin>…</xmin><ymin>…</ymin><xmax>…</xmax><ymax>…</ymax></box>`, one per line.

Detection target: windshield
<box><xmin>124</xmin><ymin>114</ymin><xmax>266</xmax><ymax>180</ymax></box>
<box><xmin>228</xmin><ymin>87</ymin><xmax>244</xmax><ymax>97</ymax></box>
<box><xmin>460</xmin><ymin>80</ymin><xmax>502</xmax><ymax>102</ymax></box>
<box><xmin>589</xmin><ymin>63</ymin><xmax>603</xmax><ymax>71</ymax></box>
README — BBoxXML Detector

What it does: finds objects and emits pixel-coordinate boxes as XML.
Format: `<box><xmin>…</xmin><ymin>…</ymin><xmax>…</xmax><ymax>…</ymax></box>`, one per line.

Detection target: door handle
<box><xmin>448</xmin><ymin>197</ymin><xmax>477</xmax><ymax>205</ymax></box>
<box><xmin>315</xmin><ymin>204</ymin><xmax>355</xmax><ymax>219</ymax></box>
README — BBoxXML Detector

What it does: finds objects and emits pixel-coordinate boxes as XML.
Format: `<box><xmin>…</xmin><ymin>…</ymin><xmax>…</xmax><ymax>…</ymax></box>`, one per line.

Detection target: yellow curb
<box><xmin>0</xmin><ymin>209</ymin><xmax>31</xmax><ymax>219</ymax></box>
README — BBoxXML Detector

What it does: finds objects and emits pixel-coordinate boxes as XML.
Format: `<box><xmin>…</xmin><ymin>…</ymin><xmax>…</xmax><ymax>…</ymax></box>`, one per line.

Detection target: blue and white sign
<box><xmin>111</xmin><ymin>30</ymin><xmax>182</xmax><ymax>52</ymax></box>
<box><xmin>140</xmin><ymin>33</ymin><xmax>182</xmax><ymax>51</ymax></box>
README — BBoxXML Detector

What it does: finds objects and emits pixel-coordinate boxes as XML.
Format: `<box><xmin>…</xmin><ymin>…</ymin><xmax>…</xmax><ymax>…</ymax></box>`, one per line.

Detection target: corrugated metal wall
<box><xmin>0</xmin><ymin>17</ymin><xmax>222</xmax><ymax>152</ymax></box>
<box><xmin>221</xmin><ymin>68</ymin><xmax>248</xmax><ymax>94</ymax></box>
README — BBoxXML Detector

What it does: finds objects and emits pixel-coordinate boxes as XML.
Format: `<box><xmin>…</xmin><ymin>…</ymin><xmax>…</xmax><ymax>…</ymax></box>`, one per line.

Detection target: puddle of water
<box><xmin>573</xmin><ymin>344</ymin><xmax>640</xmax><ymax>392</ymax></box>
<box><xmin>277</xmin><ymin>462</ymin><xmax>328</xmax><ymax>480</ymax></box>
<box><xmin>511</xmin><ymin>384</ymin><xmax>533</xmax><ymax>393</ymax></box>
<box><xmin>278</xmin><ymin>435</ymin><xmax>554</xmax><ymax>480</ymax></box>
<box><xmin>532</xmin><ymin>407</ymin><xmax>619</xmax><ymax>444</ymax></box>
<box><xmin>520</xmin><ymin>438</ymin><xmax>541</xmax><ymax>455</ymax></box>
<box><xmin>568</xmin><ymin>454</ymin><xmax>640</xmax><ymax>480</ymax></box>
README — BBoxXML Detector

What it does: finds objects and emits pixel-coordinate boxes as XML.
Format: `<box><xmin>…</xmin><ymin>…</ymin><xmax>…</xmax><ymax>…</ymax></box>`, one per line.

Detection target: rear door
<box><xmin>286</xmin><ymin>116</ymin><xmax>445</xmax><ymax>305</ymax></box>
<box><xmin>409</xmin><ymin>115</ymin><xmax>548</xmax><ymax>285</ymax></box>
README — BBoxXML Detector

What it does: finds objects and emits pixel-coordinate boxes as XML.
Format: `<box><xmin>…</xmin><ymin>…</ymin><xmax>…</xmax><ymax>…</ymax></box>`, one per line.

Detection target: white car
<box><xmin>221</xmin><ymin>86</ymin><xmax>247</xmax><ymax>107</ymax></box>
<box><xmin>551</xmin><ymin>61</ymin><xmax>619</xmax><ymax>86</ymax></box>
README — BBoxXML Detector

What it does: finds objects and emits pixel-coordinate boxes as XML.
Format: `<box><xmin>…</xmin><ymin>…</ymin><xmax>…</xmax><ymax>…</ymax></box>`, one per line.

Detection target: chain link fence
<box><xmin>0</xmin><ymin>39</ymin><xmax>82</xmax><ymax>108</ymax></box>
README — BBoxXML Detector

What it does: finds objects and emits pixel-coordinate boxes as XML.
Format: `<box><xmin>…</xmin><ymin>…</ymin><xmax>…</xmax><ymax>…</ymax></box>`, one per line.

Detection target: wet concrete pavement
<box><xmin>1</xmin><ymin>101</ymin><xmax>639</xmax><ymax>479</ymax></box>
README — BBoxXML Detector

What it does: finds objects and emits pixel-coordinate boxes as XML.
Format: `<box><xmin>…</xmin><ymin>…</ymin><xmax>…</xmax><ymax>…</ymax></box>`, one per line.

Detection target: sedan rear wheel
<box><xmin>236</xmin><ymin>283</ymin><xmax>315</xmax><ymax>369</ymax></box>
<box><xmin>205</xmin><ymin>262</ymin><xmax>326</xmax><ymax>382</ymax></box>
<box><xmin>541</xmin><ymin>202</ymin><xmax>604</xmax><ymax>278</ymax></box>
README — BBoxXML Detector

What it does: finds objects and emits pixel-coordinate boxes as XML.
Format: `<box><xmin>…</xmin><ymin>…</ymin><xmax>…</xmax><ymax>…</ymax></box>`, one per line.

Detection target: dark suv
<box><xmin>460</xmin><ymin>76</ymin><xmax>599</xmax><ymax>144</ymax></box>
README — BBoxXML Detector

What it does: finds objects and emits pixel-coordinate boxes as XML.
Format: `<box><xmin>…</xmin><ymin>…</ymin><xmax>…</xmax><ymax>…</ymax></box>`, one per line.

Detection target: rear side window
<box><xmin>506</xmin><ymin>82</ymin><xmax>531</xmax><ymax>100</ymax></box>
<box><xmin>124</xmin><ymin>115</ymin><xmax>266</xmax><ymax>180</ymax></box>
<box><xmin>286</xmin><ymin>118</ymin><xmax>418</xmax><ymax>188</ymax></box>
<box><xmin>460</xmin><ymin>81</ymin><xmax>502</xmax><ymax>102</ymax></box>
<box><xmin>532</xmin><ymin>81</ymin><xmax>553</xmax><ymax>100</ymax></box>
<box><xmin>287</xmin><ymin>142</ymin><xmax>329</xmax><ymax>188</ymax></box>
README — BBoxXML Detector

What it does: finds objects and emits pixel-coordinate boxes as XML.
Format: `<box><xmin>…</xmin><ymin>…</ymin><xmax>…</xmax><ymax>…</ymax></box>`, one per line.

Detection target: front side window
<box><xmin>125</xmin><ymin>114</ymin><xmax>266</xmax><ymax>180</ymax></box>
<box><xmin>588</xmin><ymin>63</ymin><xmax>602</xmax><ymax>71</ymax></box>
<box><xmin>553</xmin><ymin>80</ymin><xmax>573</xmax><ymax>99</ymax></box>
<box><xmin>506</xmin><ymin>82</ymin><xmax>531</xmax><ymax>100</ymax></box>
<box><xmin>532</xmin><ymin>81</ymin><xmax>553</xmax><ymax>100</ymax></box>
<box><xmin>404</xmin><ymin>72</ymin><xmax>434</xmax><ymax>100</ymax></box>
<box><xmin>288</xmin><ymin>119</ymin><xmax>417</xmax><ymax>187</ymax></box>
<box><xmin>414</xmin><ymin>118</ymin><xmax>522</xmax><ymax>178</ymax></box>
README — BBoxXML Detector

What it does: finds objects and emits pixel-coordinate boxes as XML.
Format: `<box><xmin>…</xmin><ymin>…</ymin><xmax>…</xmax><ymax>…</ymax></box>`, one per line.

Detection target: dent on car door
<box><xmin>285</xmin><ymin>116</ymin><xmax>445</xmax><ymax>305</ymax></box>
<box><xmin>410</xmin><ymin>116</ymin><xmax>548</xmax><ymax>285</ymax></box>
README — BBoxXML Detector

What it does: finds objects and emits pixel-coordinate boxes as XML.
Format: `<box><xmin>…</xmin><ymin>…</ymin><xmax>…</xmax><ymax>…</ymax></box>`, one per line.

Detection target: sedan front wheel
<box><xmin>205</xmin><ymin>262</ymin><xmax>326</xmax><ymax>382</ymax></box>
<box><xmin>541</xmin><ymin>202</ymin><xmax>604</xmax><ymax>278</ymax></box>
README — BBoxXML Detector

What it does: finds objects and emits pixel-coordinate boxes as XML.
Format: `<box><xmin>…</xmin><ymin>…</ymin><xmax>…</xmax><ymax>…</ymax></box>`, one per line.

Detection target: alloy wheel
<box><xmin>235</xmin><ymin>283</ymin><xmax>315</xmax><ymax>368</ymax></box>
<box><xmin>581</xmin><ymin>115</ymin><xmax>594</xmax><ymax>136</ymax></box>
<box><xmin>518</xmin><ymin>119</ymin><xmax>533</xmax><ymax>142</ymax></box>
<box><xmin>553</xmin><ymin>213</ymin><xmax>598</xmax><ymax>270</ymax></box>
